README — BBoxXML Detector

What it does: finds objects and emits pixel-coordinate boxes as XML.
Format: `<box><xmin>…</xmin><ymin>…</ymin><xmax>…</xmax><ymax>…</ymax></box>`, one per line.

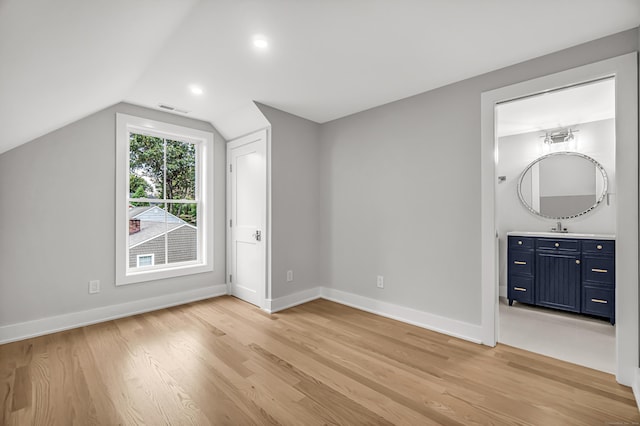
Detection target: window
<box><xmin>136</xmin><ymin>254</ymin><xmax>155</xmax><ymax>267</ymax></box>
<box><xmin>116</xmin><ymin>114</ymin><xmax>214</xmax><ymax>285</ymax></box>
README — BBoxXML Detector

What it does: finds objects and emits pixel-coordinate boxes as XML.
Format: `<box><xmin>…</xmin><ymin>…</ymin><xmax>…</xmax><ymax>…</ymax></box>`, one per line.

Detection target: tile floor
<box><xmin>498</xmin><ymin>298</ymin><xmax>615</xmax><ymax>373</ymax></box>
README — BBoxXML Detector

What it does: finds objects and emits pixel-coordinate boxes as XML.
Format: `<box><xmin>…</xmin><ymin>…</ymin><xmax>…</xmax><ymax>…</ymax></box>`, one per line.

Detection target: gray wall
<box><xmin>319</xmin><ymin>29</ymin><xmax>638</xmax><ymax>325</ymax></box>
<box><xmin>256</xmin><ymin>104</ymin><xmax>322</xmax><ymax>299</ymax></box>
<box><xmin>0</xmin><ymin>102</ymin><xmax>226</xmax><ymax>326</ymax></box>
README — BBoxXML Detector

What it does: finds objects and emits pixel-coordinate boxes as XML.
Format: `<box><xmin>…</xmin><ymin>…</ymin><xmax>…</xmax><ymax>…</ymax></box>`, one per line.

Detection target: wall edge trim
<box><xmin>320</xmin><ymin>287</ymin><xmax>483</xmax><ymax>344</ymax></box>
<box><xmin>633</xmin><ymin>368</ymin><xmax>640</xmax><ymax>412</ymax></box>
<box><xmin>0</xmin><ymin>284</ymin><xmax>228</xmax><ymax>344</ymax></box>
<box><xmin>264</xmin><ymin>287</ymin><xmax>483</xmax><ymax>344</ymax></box>
<box><xmin>2</xmin><ymin>284</ymin><xmax>485</xmax><ymax>347</ymax></box>
<box><xmin>264</xmin><ymin>287</ymin><xmax>323</xmax><ymax>313</ymax></box>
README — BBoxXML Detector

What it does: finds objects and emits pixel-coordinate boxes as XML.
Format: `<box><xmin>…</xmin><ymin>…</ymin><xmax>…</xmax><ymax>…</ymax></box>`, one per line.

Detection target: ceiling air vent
<box><xmin>157</xmin><ymin>104</ymin><xmax>190</xmax><ymax>114</ymax></box>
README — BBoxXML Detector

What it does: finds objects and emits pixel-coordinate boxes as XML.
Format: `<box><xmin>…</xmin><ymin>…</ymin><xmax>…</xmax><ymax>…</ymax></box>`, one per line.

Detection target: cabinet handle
<box><xmin>514</xmin><ymin>261</ymin><xmax>527</xmax><ymax>265</ymax></box>
<box><xmin>518</xmin><ymin>240</ymin><xmax>523</xmax><ymax>245</ymax></box>
<box><xmin>591</xmin><ymin>298</ymin><xmax>608</xmax><ymax>304</ymax></box>
<box><xmin>597</xmin><ymin>245</ymin><xmax>603</xmax><ymax>250</ymax></box>
<box><xmin>514</xmin><ymin>287</ymin><xmax>527</xmax><ymax>292</ymax></box>
<box><xmin>576</xmin><ymin>260</ymin><xmax>580</xmax><ymax>265</ymax></box>
<box><xmin>591</xmin><ymin>268</ymin><xmax>608</xmax><ymax>273</ymax></box>
<box><xmin>555</xmin><ymin>242</ymin><xmax>560</xmax><ymax>247</ymax></box>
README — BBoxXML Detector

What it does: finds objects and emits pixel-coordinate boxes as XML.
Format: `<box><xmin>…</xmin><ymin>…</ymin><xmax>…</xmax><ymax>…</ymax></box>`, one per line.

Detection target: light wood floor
<box><xmin>1</xmin><ymin>296</ymin><xmax>638</xmax><ymax>425</ymax></box>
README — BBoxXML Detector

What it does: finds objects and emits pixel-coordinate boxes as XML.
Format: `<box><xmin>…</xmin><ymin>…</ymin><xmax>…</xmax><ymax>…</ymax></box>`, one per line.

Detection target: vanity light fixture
<box><xmin>564</xmin><ymin>128</ymin><xmax>575</xmax><ymax>142</ymax></box>
<box><xmin>541</xmin><ymin>127</ymin><xmax>579</xmax><ymax>144</ymax></box>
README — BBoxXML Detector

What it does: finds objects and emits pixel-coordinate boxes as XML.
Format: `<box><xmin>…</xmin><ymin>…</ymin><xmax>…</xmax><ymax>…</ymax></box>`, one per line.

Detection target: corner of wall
<box><xmin>264</xmin><ymin>285</ymin><xmax>484</xmax><ymax>344</ymax></box>
<box><xmin>251</xmin><ymin>104</ymin><xmax>323</xmax><ymax>302</ymax></box>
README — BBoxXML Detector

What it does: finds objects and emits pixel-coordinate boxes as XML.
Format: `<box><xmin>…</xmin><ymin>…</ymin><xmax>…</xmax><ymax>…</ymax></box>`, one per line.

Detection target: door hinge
<box><xmin>229</xmin><ymin>219</ymin><xmax>232</xmax><ymax>227</ymax></box>
<box><xmin>229</xmin><ymin>274</ymin><xmax>232</xmax><ymax>283</ymax></box>
<box><xmin>229</xmin><ymin>164</ymin><xmax>232</xmax><ymax>172</ymax></box>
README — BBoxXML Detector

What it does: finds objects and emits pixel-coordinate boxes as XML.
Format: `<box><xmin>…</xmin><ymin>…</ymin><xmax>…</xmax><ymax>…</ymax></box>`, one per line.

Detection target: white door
<box><xmin>227</xmin><ymin>130</ymin><xmax>267</xmax><ymax>307</ymax></box>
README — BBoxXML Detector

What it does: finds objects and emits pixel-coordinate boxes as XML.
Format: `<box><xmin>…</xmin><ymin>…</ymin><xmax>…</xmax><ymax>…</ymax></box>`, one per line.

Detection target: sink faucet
<box><xmin>551</xmin><ymin>221</ymin><xmax>568</xmax><ymax>233</ymax></box>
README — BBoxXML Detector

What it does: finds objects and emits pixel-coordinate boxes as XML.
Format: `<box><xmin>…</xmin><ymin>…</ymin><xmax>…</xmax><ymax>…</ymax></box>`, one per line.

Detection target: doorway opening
<box><xmin>495</xmin><ymin>78</ymin><xmax>616</xmax><ymax>373</ymax></box>
<box><xmin>480</xmin><ymin>52</ymin><xmax>638</xmax><ymax>386</ymax></box>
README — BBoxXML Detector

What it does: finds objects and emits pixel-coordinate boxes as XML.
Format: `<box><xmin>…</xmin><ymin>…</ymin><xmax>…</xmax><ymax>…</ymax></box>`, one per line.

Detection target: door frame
<box><xmin>226</xmin><ymin>128</ymin><xmax>271</xmax><ymax>310</ymax></box>
<box><xmin>480</xmin><ymin>52</ymin><xmax>638</xmax><ymax>386</ymax></box>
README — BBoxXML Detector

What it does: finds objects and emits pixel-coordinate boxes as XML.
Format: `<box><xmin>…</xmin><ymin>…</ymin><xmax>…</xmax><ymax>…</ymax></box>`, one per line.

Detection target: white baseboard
<box><xmin>264</xmin><ymin>287</ymin><xmax>322</xmax><ymax>313</ymax></box>
<box><xmin>633</xmin><ymin>368</ymin><xmax>640</xmax><ymax>412</ymax></box>
<box><xmin>263</xmin><ymin>286</ymin><xmax>483</xmax><ymax>344</ymax></box>
<box><xmin>320</xmin><ymin>287</ymin><xmax>484</xmax><ymax>344</ymax></box>
<box><xmin>0</xmin><ymin>284</ymin><xmax>228</xmax><ymax>344</ymax></box>
<box><xmin>1</xmin><ymin>284</ymin><xmax>484</xmax><ymax>347</ymax></box>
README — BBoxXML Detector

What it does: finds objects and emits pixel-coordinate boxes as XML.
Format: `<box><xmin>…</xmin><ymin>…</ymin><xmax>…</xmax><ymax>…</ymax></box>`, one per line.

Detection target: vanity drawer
<box><xmin>582</xmin><ymin>239</ymin><xmax>615</xmax><ymax>255</ymax></box>
<box><xmin>508</xmin><ymin>236</ymin><xmax>534</xmax><ymax>250</ymax></box>
<box><xmin>508</xmin><ymin>251</ymin><xmax>534</xmax><ymax>275</ymax></box>
<box><xmin>582</xmin><ymin>286</ymin><xmax>614</xmax><ymax>318</ymax></box>
<box><xmin>536</xmin><ymin>238</ymin><xmax>579</xmax><ymax>252</ymax></box>
<box><xmin>583</xmin><ymin>255</ymin><xmax>615</xmax><ymax>285</ymax></box>
<box><xmin>508</xmin><ymin>275</ymin><xmax>533</xmax><ymax>304</ymax></box>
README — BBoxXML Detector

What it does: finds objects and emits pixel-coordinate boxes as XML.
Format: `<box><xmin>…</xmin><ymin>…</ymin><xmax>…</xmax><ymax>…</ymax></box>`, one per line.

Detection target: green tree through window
<box><xmin>129</xmin><ymin>134</ymin><xmax>197</xmax><ymax>224</ymax></box>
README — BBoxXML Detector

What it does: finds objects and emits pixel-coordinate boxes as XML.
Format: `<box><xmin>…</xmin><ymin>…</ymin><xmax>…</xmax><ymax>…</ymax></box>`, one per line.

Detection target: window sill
<box><xmin>116</xmin><ymin>263</ymin><xmax>214</xmax><ymax>286</ymax></box>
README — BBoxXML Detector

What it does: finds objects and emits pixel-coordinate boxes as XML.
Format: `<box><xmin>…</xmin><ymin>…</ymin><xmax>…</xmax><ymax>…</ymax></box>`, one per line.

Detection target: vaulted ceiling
<box><xmin>1</xmin><ymin>0</ymin><xmax>638</xmax><ymax>153</ymax></box>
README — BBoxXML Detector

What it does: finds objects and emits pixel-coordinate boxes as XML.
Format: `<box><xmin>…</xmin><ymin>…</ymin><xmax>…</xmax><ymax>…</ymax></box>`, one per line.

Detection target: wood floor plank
<box><xmin>1</xmin><ymin>295</ymin><xmax>638</xmax><ymax>425</ymax></box>
<box><xmin>260</xmin><ymin>316</ymin><xmax>526</xmax><ymax>425</ymax></box>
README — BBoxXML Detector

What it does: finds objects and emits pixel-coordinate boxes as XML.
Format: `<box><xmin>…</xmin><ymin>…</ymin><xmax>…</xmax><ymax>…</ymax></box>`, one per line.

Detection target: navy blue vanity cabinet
<box><xmin>535</xmin><ymin>238</ymin><xmax>581</xmax><ymax>313</ymax></box>
<box><xmin>507</xmin><ymin>234</ymin><xmax>616</xmax><ymax>324</ymax></box>
<box><xmin>507</xmin><ymin>236</ymin><xmax>534</xmax><ymax>305</ymax></box>
<box><xmin>581</xmin><ymin>239</ymin><xmax>615</xmax><ymax>325</ymax></box>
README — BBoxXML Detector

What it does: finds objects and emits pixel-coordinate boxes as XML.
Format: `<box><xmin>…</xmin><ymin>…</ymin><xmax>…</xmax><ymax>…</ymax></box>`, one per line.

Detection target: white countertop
<box><xmin>506</xmin><ymin>231</ymin><xmax>615</xmax><ymax>240</ymax></box>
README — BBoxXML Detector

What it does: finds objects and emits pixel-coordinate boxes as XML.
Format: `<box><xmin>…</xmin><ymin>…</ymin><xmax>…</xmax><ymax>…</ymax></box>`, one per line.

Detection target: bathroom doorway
<box><xmin>480</xmin><ymin>52</ymin><xmax>638</xmax><ymax>386</ymax></box>
<box><xmin>494</xmin><ymin>78</ymin><xmax>616</xmax><ymax>373</ymax></box>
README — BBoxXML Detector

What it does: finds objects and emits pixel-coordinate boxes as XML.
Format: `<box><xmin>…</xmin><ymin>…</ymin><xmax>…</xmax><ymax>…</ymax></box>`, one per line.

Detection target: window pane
<box><xmin>167</xmin><ymin>203</ymin><xmax>198</xmax><ymax>264</ymax></box>
<box><xmin>129</xmin><ymin>203</ymin><xmax>167</xmax><ymax>268</ymax></box>
<box><xmin>129</xmin><ymin>133</ymin><xmax>164</xmax><ymax>200</ymax></box>
<box><xmin>166</xmin><ymin>139</ymin><xmax>196</xmax><ymax>200</ymax></box>
<box><xmin>137</xmin><ymin>255</ymin><xmax>154</xmax><ymax>267</ymax></box>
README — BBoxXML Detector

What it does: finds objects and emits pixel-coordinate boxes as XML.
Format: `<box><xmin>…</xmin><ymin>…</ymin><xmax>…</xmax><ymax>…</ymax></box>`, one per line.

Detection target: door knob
<box><xmin>253</xmin><ymin>230</ymin><xmax>262</xmax><ymax>241</ymax></box>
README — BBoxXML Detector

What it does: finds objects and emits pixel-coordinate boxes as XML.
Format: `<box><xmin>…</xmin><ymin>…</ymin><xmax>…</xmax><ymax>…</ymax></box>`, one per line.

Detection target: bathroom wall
<box><xmin>496</xmin><ymin>118</ymin><xmax>616</xmax><ymax>294</ymax></box>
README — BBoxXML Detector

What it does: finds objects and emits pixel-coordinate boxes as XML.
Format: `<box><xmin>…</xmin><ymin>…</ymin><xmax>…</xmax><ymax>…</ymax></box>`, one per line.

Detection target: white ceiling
<box><xmin>1</xmin><ymin>0</ymin><xmax>638</xmax><ymax>153</ymax></box>
<box><xmin>496</xmin><ymin>78</ymin><xmax>616</xmax><ymax>137</ymax></box>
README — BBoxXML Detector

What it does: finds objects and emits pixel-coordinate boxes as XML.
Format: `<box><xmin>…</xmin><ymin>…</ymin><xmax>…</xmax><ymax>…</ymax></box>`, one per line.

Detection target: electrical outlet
<box><xmin>89</xmin><ymin>280</ymin><xmax>100</xmax><ymax>294</ymax></box>
<box><xmin>286</xmin><ymin>270</ymin><xmax>294</xmax><ymax>282</ymax></box>
<box><xmin>376</xmin><ymin>275</ymin><xmax>384</xmax><ymax>289</ymax></box>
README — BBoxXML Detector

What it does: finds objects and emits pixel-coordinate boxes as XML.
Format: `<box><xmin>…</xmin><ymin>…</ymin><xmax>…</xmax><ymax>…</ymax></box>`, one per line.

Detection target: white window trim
<box><xmin>136</xmin><ymin>253</ymin><xmax>155</xmax><ymax>268</ymax></box>
<box><xmin>116</xmin><ymin>113</ymin><xmax>214</xmax><ymax>285</ymax></box>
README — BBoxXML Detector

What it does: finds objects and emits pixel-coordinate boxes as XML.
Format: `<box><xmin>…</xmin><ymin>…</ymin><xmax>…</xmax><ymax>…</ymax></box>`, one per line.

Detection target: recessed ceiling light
<box><xmin>189</xmin><ymin>85</ymin><xmax>204</xmax><ymax>95</ymax></box>
<box><xmin>252</xmin><ymin>35</ymin><xmax>268</xmax><ymax>49</ymax></box>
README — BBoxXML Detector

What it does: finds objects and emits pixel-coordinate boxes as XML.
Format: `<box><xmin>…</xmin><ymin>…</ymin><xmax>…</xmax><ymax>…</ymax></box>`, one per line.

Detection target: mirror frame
<box><xmin>517</xmin><ymin>151</ymin><xmax>608</xmax><ymax>219</ymax></box>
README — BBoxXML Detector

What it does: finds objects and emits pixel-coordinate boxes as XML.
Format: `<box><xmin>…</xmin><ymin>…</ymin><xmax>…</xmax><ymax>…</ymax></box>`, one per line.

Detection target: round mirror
<box><xmin>517</xmin><ymin>151</ymin><xmax>608</xmax><ymax>219</ymax></box>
